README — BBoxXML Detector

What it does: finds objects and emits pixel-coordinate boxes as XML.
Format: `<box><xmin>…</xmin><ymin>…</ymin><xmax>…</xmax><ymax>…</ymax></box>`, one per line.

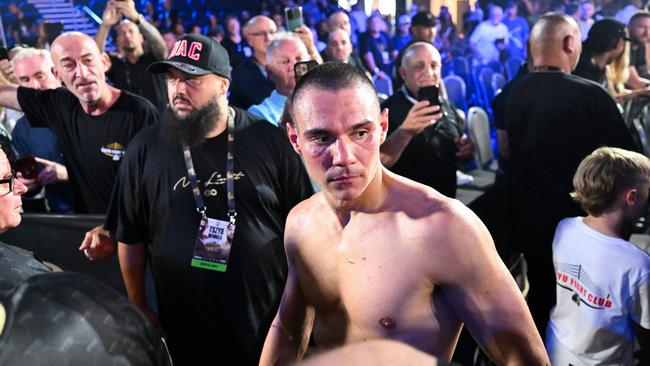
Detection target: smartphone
<box><xmin>294</xmin><ymin>60</ymin><xmax>318</xmax><ymax>83</ymax></box>
<box><xmin>12</xmin><ymin>156</ymin><xmax>43</xmax><ymax>180</ymax></box>
<box><xmin>285</xmin><ymin>6</ymin><xmax>304</xmax><ymax>32</ymax></box>
<box><xmin>0</xmin><ymin>48</ymin><xmax>8</xmax><ymax>61</ymax></box>
<box><xmin>417</xmin><ymin>85</ymin><xmax>441</xmax><ymax>108</ymax></box>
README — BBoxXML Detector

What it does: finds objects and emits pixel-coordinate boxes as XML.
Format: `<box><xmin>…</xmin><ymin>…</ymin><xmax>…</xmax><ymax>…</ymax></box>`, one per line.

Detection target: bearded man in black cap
<box><xmin>112</xmin><ymin>34</ymin><xmax>313</xmax><ymax>365</ymax></box>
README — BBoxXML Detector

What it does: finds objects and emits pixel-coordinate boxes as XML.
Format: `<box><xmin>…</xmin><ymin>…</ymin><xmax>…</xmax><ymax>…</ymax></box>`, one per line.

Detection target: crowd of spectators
<box><xmin>0</xmin><ymin>0</ymin><xmax>649</xmax><ymax>365</ymax></box>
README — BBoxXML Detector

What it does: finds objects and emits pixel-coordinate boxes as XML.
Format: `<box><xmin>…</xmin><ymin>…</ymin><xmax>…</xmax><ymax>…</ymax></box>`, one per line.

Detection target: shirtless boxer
<box><xmin>259</xmin><ymin>62</ymin><xmax>549</xmax><ymax>365</ymax></box>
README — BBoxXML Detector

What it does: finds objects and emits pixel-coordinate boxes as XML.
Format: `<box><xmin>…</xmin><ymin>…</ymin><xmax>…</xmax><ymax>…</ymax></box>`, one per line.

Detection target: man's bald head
<box><xmin>530</xmin><ymin>13</ymin><xmax>582</xmax><ymax>71</ymax></box>
<box><xmin>246</xmin><ymin>15</ymin><xmax>275</xmax><ymax>30</ymax></box>
<box><xmin>50</xmin><ymin>32</ymin><xmax>102</xmax><ymax>62</ymax></box>
<box><xmin>402</xmin><ymin>42</ymin><xmax>441</xmax><ymax>68</ymax></box>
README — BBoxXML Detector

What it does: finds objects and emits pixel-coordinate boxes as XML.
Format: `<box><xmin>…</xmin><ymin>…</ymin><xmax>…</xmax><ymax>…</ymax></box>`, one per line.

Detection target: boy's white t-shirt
<box><xmin>546</xmin><ymin>217</ymin><xmax>650</xmax><ymax>366</ymax></box>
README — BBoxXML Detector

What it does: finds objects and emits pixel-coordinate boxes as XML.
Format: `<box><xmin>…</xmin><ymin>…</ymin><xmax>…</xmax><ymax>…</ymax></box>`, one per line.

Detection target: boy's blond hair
<box><xmin>571</xmin><ymin>147</ymin><xmax>650</xmax><ymax>215</ymax></box>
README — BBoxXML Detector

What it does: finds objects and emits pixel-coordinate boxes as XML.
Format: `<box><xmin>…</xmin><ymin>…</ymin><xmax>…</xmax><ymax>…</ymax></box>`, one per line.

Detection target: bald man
<box><xmin>380</xmin><ymin>42</ymin><xmax>473</xmax><ymax>198</ymax></box>
<box><xmin>230</xmin><ymin>15</ymin><xmax>278</xmax><ymax>109</ymax></box>
<box><xmin>0</xmin><ymin>32</ymin><xmax>157</xmax><ymax>259</ymax></box>
<box><xmin>504</xmin><ymin>13</ymin><xmax>638</xmax><ymax>336</ymax></box>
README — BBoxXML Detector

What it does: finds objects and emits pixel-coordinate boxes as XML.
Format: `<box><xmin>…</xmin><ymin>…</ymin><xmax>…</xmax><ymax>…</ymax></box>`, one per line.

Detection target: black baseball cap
<box><xmin>586</xmin><ymin>18</ymin><xmax>631</xmax><ymax>53</ymax></box>
<box><xmin>149</xmin><ymin>34</ymin><xmax>232</xmax><ymax>80</ymax></box>
<box><xmin>411</xmin><ymin>11</ymin><xmax>438</xmax><ymax>27</ymax></box>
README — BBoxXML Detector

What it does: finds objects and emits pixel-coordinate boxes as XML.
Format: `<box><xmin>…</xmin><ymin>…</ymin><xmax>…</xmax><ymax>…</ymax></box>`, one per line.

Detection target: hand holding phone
<box><xmin>417</xmin><ymin>85</ymin><xmax>441</xmax><ymax>108</ymax></box>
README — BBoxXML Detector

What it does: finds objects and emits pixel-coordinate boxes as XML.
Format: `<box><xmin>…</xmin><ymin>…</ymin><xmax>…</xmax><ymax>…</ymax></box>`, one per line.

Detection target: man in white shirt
<box><xmin>547</xmin><ymin>147</ymin><xmax>650</xmax><ymax>365</ymax></box>
<box><xmin>469</xmin><ymin>5</ymin><xmax>509</xmax><ymax>65</ymax></box>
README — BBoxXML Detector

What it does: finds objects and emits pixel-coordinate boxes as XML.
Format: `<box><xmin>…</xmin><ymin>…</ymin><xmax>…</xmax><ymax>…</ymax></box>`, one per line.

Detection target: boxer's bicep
<box><xmin>432</xmin><ymin>204</ymin><xmax>545</xmax><ymax>364</ymax></box>
<box><xmin>436</xmin><ymin>205</ymin><xmax>547</xmax><ymax>365</ymax></box>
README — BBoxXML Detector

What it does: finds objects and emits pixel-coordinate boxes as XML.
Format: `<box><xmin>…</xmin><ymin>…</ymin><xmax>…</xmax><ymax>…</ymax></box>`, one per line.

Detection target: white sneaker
<box><xmin>456</xmin><ymin>170</ymin><xmax>474</xmax><ymax>186</ymax></box>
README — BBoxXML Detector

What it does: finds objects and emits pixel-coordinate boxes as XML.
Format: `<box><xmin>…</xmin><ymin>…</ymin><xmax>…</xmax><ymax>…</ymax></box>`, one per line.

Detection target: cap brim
<box><xmin>148</xmin><ymin>60</ymin><xmax>212</xmax><ymax>75</ymax></box>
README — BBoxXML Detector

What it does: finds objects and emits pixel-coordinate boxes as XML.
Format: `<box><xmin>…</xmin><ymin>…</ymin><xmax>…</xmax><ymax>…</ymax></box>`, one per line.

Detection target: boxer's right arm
<box><xmin>0</xmin><ymin>85</ymin><xmax>21</xmax><ymax>111</ymax></box>
<box><xmin>259</xmin><ymin>215</ymin><xmax>315</xmax><ymax>366</ymax></box>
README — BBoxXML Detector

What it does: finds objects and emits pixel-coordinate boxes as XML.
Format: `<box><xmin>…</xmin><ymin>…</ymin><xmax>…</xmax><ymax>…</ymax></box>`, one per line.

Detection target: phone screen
<box><xmin>285</xmin><ymin>7</ymin><xmax>303</xmax><ymax>32</ymax></box>
<box><xmin>417</xmin><ymin>85</ymin><xmax>441</xmax><ymax>108</ymax></box>
<box><xmin>294</xmin><ymin>60</ymin><xmax>318</xmax><ymax>83</ymax></box>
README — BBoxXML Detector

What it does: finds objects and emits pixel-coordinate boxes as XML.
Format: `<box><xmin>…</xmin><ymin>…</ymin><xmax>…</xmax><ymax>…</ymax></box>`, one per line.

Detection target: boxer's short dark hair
<box><xmin>291</xmin><ymin>62</ymin><xmax>378</xmax><ymax>121</ymax></box>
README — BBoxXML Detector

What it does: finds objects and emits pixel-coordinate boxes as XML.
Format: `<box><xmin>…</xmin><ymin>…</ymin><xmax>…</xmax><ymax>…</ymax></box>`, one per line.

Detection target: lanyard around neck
<box><xmin>182</xmin><ymin>107</ymin><xmax>237</xmax><ymax>225</ymax></box>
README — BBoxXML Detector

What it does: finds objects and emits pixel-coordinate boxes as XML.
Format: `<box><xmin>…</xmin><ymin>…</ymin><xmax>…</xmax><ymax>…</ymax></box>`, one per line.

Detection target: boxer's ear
<box><xmin>286</xmin><ymin>122</ymin><xmax>302</xmax><ymax>155</ymax></box>
<box><xmin>379</xmin><ymin>108</ymin><xmax>389</xmax><ymax>144</ymax></box>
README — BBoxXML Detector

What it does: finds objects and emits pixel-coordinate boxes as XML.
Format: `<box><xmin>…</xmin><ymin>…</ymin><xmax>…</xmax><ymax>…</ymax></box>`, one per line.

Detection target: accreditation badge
<box><xmin>191</xmin><ymin>217</ymin><xmax>235</xmax><ymax>272</ymax></box>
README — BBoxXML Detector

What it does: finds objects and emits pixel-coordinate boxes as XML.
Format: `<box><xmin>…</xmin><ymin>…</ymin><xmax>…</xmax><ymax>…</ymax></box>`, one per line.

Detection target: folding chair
<box><xmin>505</xmin><ymin>57</ymin><xmax>524</xmax><ymax>80</ymax></box>
<box><xmin>443</xmin><ymin>75</ymin><xmax>467</xmax><ymax>112</ymax></box>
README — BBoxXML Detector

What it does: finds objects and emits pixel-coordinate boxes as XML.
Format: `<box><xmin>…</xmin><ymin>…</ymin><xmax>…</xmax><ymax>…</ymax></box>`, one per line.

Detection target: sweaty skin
<box><xmin>260</xmin><ymin>82</ymin><xmax>549</xmax><ymax>365</ymax></box>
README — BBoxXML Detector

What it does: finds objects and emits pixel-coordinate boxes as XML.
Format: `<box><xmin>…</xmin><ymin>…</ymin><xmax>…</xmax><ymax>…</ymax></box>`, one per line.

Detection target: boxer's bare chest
<box><xmin>295</xmin><ymin>213</ymin><xmax>460</xmax><ymax>353</ymax></box>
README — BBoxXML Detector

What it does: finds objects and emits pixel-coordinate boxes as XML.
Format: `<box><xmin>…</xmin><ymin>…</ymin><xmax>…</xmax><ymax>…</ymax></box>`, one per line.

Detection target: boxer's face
<box><xmin>289</xmin><ymin>85</ymin><xmax>388</xmax><ymax>202</ymax></box>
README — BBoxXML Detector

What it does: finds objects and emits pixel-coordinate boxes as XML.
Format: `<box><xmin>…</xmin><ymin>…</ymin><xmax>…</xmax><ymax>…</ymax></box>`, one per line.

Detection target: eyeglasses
<box><xmin>0</xmin><ymin>170</ymin><xmax>16</xmax><ymax>194</ymax></box>
<box><xmin>250</xmin><ymin>30</ymin><xmax>276</xmax><ymax>37</ymax></box>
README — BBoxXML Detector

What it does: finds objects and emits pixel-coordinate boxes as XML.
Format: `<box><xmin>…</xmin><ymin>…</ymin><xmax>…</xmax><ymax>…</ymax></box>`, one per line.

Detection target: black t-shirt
<box><xmin>573</xmin><ymin>52</ymin><xmax>607</xmax><ymax>88</ymax></box>
<box><xmin>113</xmin><ymin>109</ymin><xmax>313</xmax><ymax>365</ymax></box>
<box><xmin>0</xmin><ymin>272</ymin><xmax>171</xmax><ymax>366</ymax></box>
<box><xmin>18</xmin><ymin>87</ymin><xmax>158</xmax><ymax>214</ymax></box>
<box><xmin>492</xmin><ymin>63</ymin><xmax>528</xmax><ymax>131</ymax></box>
<box><xmin>107</xmin><ymin>52</ymin><xmax>168</xmax><ymax>112</ymax></box>
<box><xmin>382</xmin><ymin>89</ymin><xmax>463</xmax><ymax>198</ymax></box>
<box><xmin>506</xmin><ymin>72</ymin><xmax>637</xmax><ymax>222</ymax></box>
<box><xmin>630</xmin><ymin>43</ymin><xmax>649</xmax><ymax>79</ymax></box>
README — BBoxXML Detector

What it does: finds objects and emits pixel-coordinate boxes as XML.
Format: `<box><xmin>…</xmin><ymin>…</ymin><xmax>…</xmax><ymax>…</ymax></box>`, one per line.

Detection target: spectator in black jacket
<box><xmin>229</xmin><ymin>15</ymin><xmax>276</xmax><ymax>109</ymax></box>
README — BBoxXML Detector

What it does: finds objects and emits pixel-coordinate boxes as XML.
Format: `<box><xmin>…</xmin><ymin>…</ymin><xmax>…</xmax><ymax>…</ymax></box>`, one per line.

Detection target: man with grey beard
<box><xmin>111</xmin><ymin>34</ymin><xmax>313</xmax><ymax>365</ymax></box>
